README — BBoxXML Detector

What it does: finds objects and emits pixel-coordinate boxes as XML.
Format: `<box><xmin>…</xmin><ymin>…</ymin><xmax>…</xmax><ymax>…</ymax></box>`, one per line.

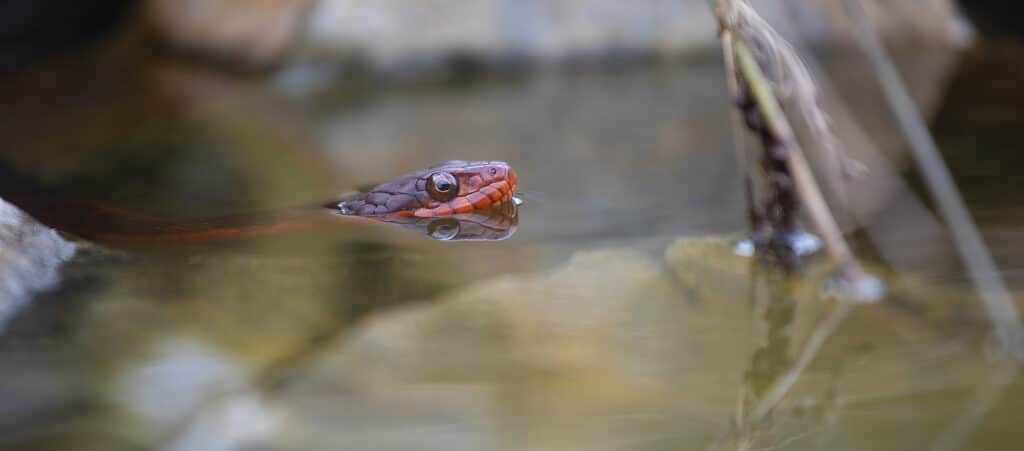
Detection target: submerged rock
<box><xmin>249</xmin><ymin>237</ymin><xmax>1005</xmax><ymax>451</ymax></box>
<box><xmin>1</xmin><ymin>233</ymin><xmax>1015</xmax><ymax>450</ymax></box>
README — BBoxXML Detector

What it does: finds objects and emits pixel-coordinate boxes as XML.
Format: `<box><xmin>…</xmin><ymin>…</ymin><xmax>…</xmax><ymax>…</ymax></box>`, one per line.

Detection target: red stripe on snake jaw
<box><xmin>464</xmin><ymin>192</ymin><xmax>491</xmax><ymax>209</ymax></box>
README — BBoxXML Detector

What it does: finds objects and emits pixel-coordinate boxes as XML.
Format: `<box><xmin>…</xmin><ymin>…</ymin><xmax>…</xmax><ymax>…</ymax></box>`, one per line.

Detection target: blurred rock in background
<box><xmin>0</xmin><ymin>0</ymin><xmax>977</xmax><ymax>76</ymax></box>
<box><xmin>140</xmin><ymin>0</ymin><xmax>972</xmax><ymax>74</ymax></box>
<box><xmin>300</xmin><ymin>0</ymin><xmax>971</xmax><ymax>72</ymax></box>
<box><xmin>0</xmin><ymin>0</ymin><xmax>975</xmax><ymax>78</ymax></box>
<box><xmin>145</xmin><ymin>0</ymin><xmax>315</xmax><ymax>69</ymax></box>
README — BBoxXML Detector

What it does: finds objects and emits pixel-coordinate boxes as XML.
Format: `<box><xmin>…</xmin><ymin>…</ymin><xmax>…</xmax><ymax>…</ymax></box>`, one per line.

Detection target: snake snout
<box><xmin>506</xmin><ymin>166</ymin><xmax>518</xmax><ymax>193</ymax></box>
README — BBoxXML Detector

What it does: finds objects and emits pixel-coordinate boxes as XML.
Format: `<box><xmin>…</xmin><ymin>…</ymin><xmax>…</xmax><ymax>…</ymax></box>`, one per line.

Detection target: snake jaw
<box><xmin>339</xmin><ymin>161</ymin><xmax>517</xmax><ymax>218</ymax></box>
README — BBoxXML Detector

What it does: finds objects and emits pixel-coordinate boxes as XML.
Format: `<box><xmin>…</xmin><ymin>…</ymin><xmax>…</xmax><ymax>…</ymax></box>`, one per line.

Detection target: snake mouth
<box><xmin>339</xmin><ymin>161</ymin><xmax>518</xmax><ymax>218</ymax></box>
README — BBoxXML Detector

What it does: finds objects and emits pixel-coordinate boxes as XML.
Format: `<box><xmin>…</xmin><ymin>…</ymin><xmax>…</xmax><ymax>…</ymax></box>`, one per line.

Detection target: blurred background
<box><xmin>1</xmin><ymin>1</ymin><xmax>1023</xmax><ymax>450</ymax></box>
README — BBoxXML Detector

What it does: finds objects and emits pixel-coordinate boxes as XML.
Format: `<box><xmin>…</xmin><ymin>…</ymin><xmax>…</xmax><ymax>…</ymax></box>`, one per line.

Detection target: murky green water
<box><xmin>1</xmin><ymin>36</ymin><xmax>1023</xmax><ymax>451</ymax></box>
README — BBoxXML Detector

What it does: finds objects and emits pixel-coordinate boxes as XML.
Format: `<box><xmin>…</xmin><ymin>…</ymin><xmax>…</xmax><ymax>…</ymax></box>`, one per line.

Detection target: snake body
<box><xmin>8</xmin><ymin>161</ymin><xmax>519</xmax><ymax>244</ymax></box>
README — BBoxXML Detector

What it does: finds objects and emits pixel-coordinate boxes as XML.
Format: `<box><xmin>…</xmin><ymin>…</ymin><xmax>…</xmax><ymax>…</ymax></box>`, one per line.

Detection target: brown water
<box><xmin>0</xmin><ymin>36</ymin><xmax>1023</xmax><ymax>451</ymax></box>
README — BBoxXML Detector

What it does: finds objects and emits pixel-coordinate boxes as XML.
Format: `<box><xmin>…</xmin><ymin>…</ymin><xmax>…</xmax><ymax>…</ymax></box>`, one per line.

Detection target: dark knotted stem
<box><xmin>713</xmin><ymin>0</ymin><xmax>879</xmax><ymax>298</ymax></box>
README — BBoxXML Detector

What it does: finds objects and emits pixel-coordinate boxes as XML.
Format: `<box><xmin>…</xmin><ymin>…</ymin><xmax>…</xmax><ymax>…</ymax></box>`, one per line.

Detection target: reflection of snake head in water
<box><xmin>5</xmin><ymin>160</ymin><xmax>520</xmax><ymax>244</ymax></box>
<box><xmin>380</xmin><ymin>200</ymin><xmax>518</xmax><ymax>241</ymax></box>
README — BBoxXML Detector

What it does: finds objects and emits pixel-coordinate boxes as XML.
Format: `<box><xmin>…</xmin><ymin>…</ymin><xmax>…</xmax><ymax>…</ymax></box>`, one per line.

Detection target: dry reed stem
<box><xmin>842</xmin><ymin>0</ymin><xmax>1023</xmax><ymax>359</ymax></box>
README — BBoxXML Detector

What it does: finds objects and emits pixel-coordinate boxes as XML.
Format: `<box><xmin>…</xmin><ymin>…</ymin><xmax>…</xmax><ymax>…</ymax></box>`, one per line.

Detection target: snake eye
<box><xmin>427</xmin><ymin>218</ymin><xmax>460</xmax><ymax>240</ymax></box>
<box><xmin>427</xmin><ymin>172</ymin><xmax>459</xmax><ymax>201</ymax></box>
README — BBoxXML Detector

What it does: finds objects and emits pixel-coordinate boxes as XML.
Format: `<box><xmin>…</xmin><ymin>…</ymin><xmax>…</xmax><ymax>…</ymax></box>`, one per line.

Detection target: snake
<box><xmin>6</xmin><ymin>160</ymin><xmax>519</xmax><ymax>244</ymax></box>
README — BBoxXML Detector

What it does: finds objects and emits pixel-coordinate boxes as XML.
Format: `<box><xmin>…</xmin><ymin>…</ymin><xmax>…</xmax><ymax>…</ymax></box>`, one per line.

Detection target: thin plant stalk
<box><xmin>842</xmin><ymin>0</ymin><xmax>1023</xmax><ymax>358</ymax></box>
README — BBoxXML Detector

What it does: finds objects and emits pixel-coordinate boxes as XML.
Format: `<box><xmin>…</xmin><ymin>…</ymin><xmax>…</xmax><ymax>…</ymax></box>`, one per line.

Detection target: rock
<box><xmin>0</xmin><ymin>197</ymin><xmax>76</xmax><ymax>331</ymax></box>
<box><xmin>259</xmin><ymin>238</ymin><xmax>1001</xmax><ymax>451</ymax></box>
<box><xmin>1</xmin><ymin>233</ymin><xmax>1013</xmax><ymax>450</ymax></box>
<box><xmin>138</xmin><ymin>0</ymin><xmax>971</xmax><ymax>75</ymax></box>
<box><xmin>303</xmin><ymin>0</ymin><xmax>713</xmax><ymax>69</ymax></box>
<box><xmin>276</xmin><ymin>248</ymin><xmax>738</xmax><ymax>450</ymax></box>
<box><xmin>790</xmin><ymin>0</ymin><xmax>974</xmax><ymax>49</ymax></box>
<box><xmin>299</xmin><ymin>0</ymin><xmax>970</xmax><ymax>74</ymax></box>
<box><xmin>146</xmin><ymin>0</ymin><xmax>315</xmax><ymax>69</ymax></box>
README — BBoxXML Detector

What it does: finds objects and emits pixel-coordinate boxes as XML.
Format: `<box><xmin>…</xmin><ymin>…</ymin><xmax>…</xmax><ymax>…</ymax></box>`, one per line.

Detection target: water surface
<box><xmin>0</xmin><ymin>38</ymin><xmax>1023</xmax><ymax>451</ymax></box>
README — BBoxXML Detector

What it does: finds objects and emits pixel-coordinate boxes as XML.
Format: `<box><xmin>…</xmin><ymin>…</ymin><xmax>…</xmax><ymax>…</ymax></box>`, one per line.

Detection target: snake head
<box><xmin>339</xmin><ymin>161</ymin><xmax>518</xmax><ymax>218</ymax></box>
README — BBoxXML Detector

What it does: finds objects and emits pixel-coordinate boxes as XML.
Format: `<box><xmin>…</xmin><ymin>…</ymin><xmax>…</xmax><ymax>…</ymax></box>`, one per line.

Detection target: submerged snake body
<box><xmin>10</xmin><ymin>161</ymin><xmax>519</xmax><ymax>244</ymax></box>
